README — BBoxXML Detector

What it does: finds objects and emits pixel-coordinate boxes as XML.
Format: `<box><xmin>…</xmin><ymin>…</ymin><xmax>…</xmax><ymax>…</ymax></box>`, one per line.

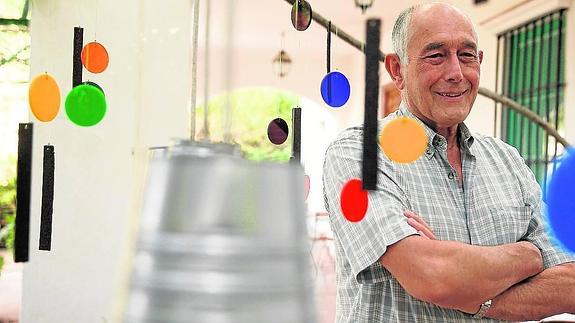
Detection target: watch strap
<box><xmin>472</xmin><ymin>299</ymin><xmax>492</xmax><ymax>319</ymax></box>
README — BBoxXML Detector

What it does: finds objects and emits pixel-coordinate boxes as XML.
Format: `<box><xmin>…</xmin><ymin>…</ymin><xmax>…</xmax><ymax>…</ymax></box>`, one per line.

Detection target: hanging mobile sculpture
<box><xmin>267</xmin><ymin>117</ymin><xmax>289</xmax><ymax>145</ymax></box>
<box><xmin>65</xmin><ymin>83</ymin><xmax>107</xmax><ymax>127</ymax></box>
<box><xmin>290</xmin><ymin>107</ymin><xmax>301</xmax><ymax>162</ymax></box>
<box><xmin>268</xmin><ymin>33</ymin><xmax>290</xmax><ymax>146</ymax></box>
<box><xmin>291</xmin><ymin>0</ymin><xmax>312</xmax><ymax>31</ymax></box>
<box><xmin>81</xmin><ymin>41</ymin><xmax>109</xmax><ymax>74</ymax></box>
<box><xmin>361</xmin><ymin>18</ymin><xmax>380</xmax><ymax>190</ymax></box>
<box><xmin>380</xmin><ymin>117</ymin><xmax>428</xmax><ymax>163</ymax></box>
<box><xmin>340</xmin><ymin>178</ymin><xmax>368</xmax><ymax>222</ymax></box>
<box><xmin>39</xmin><ymin>145</ymin><xmax>55</xmax><ymax>251</ymax></box>
<box><xmin>84</xmin><ymin>81</ymin><xmax>105</xmax><ymax>96</ymax></box>
<box><xmin>320</xmin><ymin>21</ymin><xmax>351</xmax><ymax>108</ymax></box>
<box><xmin>66</xmin><ymin>27</ymin><xmax>108</xmax><ymax>126</ymax></box>
<box><xmin>289</xmin><ymin>106</ymin><xmax>310</xmax><ymax>201</ymax></box>
<box><xmin>546</xmin><ymin>148</ymin><xmax>575</xmax><ymax>254</ymax></box>
<box><xmin>14</xmin><ymin>123</ymin><xmax>33</xmax><ymax>262</ymax></box>
<box><xmin>29</xmin><ymin>73</ymin><xmax>60</xmax><ymax>122</ymax></box>
<box><xmin>339</xmin><ymin>18</ymin><xmax>381</xmax><ymax>222</ymax></box>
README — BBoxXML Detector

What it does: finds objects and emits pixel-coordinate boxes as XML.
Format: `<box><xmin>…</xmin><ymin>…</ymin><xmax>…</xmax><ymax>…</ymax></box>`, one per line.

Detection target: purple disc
<box><xmin>291</xmin><ymin>0</ymin><xmax>312</xmax><ymax>31</ymax></box>
<box><xmin>267</xmin><ymin>118</ymin><xmax>289</xmax><ymax>145</ymax></box>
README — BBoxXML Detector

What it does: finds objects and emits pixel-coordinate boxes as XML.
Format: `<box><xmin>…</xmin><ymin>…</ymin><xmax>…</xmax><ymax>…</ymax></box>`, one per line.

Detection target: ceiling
<box><xmin>199</xmin><ymin>0</ymin><xmax>417</xmax><ymax>55</ymax></box>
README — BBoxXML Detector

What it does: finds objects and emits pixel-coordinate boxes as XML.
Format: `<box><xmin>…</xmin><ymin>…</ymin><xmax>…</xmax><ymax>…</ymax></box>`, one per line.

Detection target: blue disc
<box><xmin>320</xmin><ymin>71</ymin><xmax>350</xmax><ymax>108</ymax></box>
<box><xmin>546</xmin><ymin>148</ymin><xmax>575</xmax><ymax>254</ymax></box>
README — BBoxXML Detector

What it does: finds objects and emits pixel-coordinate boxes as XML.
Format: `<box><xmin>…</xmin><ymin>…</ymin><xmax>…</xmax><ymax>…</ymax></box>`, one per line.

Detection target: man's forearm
<box><xmin>484</xmin><ymin>262</ymin><xmax>575</xmax><ymax>321</ymax></box>
<box><xmin>430</xmin><ymin>240</ymin><xmax>543</xmax><ymax>311</ymax></box>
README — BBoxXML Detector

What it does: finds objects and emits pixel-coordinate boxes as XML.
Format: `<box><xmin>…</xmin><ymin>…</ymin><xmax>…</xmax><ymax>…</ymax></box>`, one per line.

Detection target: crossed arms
<box><xmin>380</xmin><ymin>210</ymin><xmax>575</xmax><ymax>321</ymax></box>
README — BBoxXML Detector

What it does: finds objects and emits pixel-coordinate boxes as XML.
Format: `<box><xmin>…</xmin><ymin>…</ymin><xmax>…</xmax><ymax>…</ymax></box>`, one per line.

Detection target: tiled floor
<box><xmin>0</xmin><ymin>250</ymin><xmax>21</xmax><ymax>323</ymax></box>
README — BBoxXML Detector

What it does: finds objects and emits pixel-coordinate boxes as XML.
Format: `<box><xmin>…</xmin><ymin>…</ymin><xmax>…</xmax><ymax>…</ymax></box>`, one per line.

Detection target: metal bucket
<box><xmin>125</xmin><ymin>140</ymin><xmax>315</xmax><ymax>323</ymax></box>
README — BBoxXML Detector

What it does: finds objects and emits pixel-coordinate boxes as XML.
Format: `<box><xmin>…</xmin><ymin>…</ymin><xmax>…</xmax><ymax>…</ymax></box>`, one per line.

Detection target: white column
<box><xmin>23</xmin><ymin>1</ymin><xmax>191</xmax><ymax>322</ymax></box>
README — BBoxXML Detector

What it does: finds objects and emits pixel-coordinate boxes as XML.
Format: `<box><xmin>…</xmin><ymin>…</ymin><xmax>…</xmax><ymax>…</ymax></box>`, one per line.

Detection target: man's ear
<box><xmin>384</xmin><ymin>53</ymin><xmax>405</xmax><ymax>90</ymax></box>
<box><xmin>478</xmin><ymin>50</ymin><xmax>484</xmax><ymax>64</ymax></box>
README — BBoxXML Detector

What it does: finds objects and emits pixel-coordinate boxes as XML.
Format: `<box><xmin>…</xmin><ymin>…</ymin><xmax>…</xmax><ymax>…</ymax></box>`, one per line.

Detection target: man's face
<box><xmin>402</xmin><ymin>6</ymin><xmax>483</xmax><ymax>129</ymax></box>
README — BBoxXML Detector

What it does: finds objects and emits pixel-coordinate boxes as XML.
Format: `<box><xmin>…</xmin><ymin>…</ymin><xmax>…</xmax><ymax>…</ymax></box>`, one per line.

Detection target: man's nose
<box><xmin>444</xmin><ymin>54</ymin><xmax>463</xmax><ymax>83</ymax></box>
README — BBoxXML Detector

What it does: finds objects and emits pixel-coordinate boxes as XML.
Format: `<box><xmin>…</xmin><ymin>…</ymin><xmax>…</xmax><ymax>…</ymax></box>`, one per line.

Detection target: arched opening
<box><xmin>195</xmin><ymin>86</ymin><xmax>338</xmax><ymax>214</ymax></box>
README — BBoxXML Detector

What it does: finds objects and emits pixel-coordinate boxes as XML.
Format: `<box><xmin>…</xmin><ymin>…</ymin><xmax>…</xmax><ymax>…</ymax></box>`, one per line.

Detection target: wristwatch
<box><xmin>472</xmin><ymin>299</ymin><xmax>492</xmax><ymax>319</ymax></box>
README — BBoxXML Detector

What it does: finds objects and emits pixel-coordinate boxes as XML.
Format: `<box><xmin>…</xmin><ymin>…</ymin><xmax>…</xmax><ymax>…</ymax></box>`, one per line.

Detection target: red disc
<box><xmin>81</xmin><ymin>41</ymin><xmax>109</xmax><ymax>73</ymax></box>
<box><xmin>340</xmin><ymin>179</ymin><xmax>368</xmax><ymax>222</ymax></box>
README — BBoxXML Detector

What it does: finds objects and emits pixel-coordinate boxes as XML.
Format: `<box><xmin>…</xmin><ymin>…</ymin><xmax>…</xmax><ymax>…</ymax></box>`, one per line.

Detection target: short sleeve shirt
<box><xmin>322</xmin><ymin>103</ymin><xmax>574</xmax><ymax>323</ymax></box>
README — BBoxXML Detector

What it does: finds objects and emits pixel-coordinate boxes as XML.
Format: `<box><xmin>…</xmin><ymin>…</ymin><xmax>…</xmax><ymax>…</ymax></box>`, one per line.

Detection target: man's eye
<box><xmin>460</xmin><ymin>52</ymin><xmax>477</xmax><ymax>58</ymax></box>
<box><xmin>427</xmin><ymin>53</ymin><xmax>443</xmax><ymax>58</ymax></box>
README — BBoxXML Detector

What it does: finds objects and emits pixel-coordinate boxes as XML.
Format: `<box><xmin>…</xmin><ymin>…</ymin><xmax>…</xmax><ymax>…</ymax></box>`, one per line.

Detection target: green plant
<box><xmin>194</xmin><ymin>87</ymin><xmax>299</xmax><ymax>162</ymax></box>
<box><xmin>0</xmin><ymin>177</ymin><xmax>16</xmax><ymax>273</ymax></box>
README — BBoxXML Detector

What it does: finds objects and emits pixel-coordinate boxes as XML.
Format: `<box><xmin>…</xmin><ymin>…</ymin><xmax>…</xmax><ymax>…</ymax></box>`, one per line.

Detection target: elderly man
<box><xmin>322</xmin><ymin>2</ymin><xmax>575</xmax><ymax>322</ymax></box>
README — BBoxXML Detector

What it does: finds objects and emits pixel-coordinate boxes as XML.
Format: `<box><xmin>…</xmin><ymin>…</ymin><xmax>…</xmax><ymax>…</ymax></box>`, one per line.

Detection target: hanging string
<box><xmin>327</xmin><ymin>21</ymin><xmax>331</xmax><ymax>74</ymax></box>
<box><xmin>223</xmin><ymin>0</ymin><xmax>236</xmax><ymax>143</ymax></box>
<box><xmin>280</xmin><ymin>31</ymin><xmax>285</xmax><ymax>80</ymax></box>
<box><xmin>94</xmin><ymin>0</ymin><xmax>99</xmax><ymax>40</ymax></box>
<box><xmin>201</xmin><ymin>0</ymin><xmax>211</xmax><ymax>141</ymax></box>
<box><xmin>278</xmin><ymin>32</ymin><xmax>286</xmax><ymax>115</ymax></box>
<box><xmin>189</xmin><ymin>0</ymin><xmax>200</xmax><ymax>141</ymax></box>
<box><xmin>49</xmin><ymin>0</ymin><xmax>55</xmax><ymax>141</ymax></box>
<box><xmin>326</xmin><ymin>21</ymin><xmax>332</xmax><ymax>103</ymax></box>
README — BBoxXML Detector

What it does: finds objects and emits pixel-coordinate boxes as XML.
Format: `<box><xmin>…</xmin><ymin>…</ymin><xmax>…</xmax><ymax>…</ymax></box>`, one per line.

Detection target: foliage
<box><xmin>0</xmin><ymin>0</ymin><xmax>29</xmax><ymax>20</ymax></box>
<box><xmin>0</xmin><ymin>0</ymin><xmax>28</xmax><ymax>274</ymax></box>
<box><xmin>194</xmin><ymin>87</ymin><xmax>299</xmax><ymax>162</ymax></box>
<box><xmin>0</xmin><ymin>177</ymin><xmax>16</xmax><ymax>273</ymax></box>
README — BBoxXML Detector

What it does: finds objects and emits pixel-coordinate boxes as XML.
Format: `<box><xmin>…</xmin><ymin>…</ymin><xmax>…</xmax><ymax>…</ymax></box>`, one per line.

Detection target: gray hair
<box><xmin>392</xmin><ymin>3</ymin><xmax>478</xmax><ymax>65</ymax></box>
<box><xmin>392</xmin><ymin>5</ymin><xmax>418</xmax><ymax>64</ymax></box>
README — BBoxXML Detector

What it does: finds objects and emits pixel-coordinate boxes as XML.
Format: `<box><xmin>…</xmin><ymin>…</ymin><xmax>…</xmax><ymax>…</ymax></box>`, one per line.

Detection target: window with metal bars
<box><xmin>495</xmin><ymin>9</ymin><xmax>567</xmax><ymax>190</ymax></box>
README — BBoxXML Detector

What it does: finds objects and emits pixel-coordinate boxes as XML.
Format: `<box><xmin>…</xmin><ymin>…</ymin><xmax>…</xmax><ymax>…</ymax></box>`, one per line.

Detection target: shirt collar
<box><xmin>397</xmin><ymin>102</ymin><xmax>475</xmax><ymax>159</ymax></box>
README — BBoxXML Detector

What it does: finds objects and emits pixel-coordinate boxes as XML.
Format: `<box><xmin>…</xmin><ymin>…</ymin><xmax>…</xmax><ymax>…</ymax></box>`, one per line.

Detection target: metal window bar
<box><xmin>497</xmin><ymin>9</ymin><xmax>566</xmax><ymax>190</ymax></box>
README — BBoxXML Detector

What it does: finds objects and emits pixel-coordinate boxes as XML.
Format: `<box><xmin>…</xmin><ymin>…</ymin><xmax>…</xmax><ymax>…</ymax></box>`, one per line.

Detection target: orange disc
<box><xmin>29</xmin><ymin>73</ymin><xmax>60</xmax><ymax>122</ymax></box>
<box><xmin>379</xmin><ymin>117</ymin><xmax>428</xmax><ymax>163</ymax></box>
<box><xmin>81</xmin><ymin>41</ymin><xmax>109</xmax><ymax>73</ymax></box>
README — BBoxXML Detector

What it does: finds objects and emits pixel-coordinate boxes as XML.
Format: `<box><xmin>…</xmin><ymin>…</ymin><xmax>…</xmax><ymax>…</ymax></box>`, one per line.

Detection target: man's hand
<box><xmin>402</xmin><ymin>209</ymin><xmax>546</xmax><ymax>315</ymax></box>
<box><xmin>404</xmin><ymin>209</ymin><xmax>543</xmax><ymax>273</ymax></box>
<box><xmin>403</xmin><ymin>210</ymin><xmax>481</xmax><ymax>313</ymax></box>
<box><xmin>404</xmin><ymin>210</ymin><xmax>437</xmax><ymax>240</ymax></box>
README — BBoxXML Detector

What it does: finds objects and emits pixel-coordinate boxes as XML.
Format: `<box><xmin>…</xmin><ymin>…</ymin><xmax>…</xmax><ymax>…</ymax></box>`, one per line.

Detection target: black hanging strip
<box><xmin>39</xmin><ymin>145</ymin><xmax>55</xmax><ymax>251</ymax></box>
<box><xmin>73</xmin><ymin>27</ymin><xmax>84</xmax><ymax>88</ymax></box>
<box><xmin>15</xmin><ymin>123</ymin><xmax>33</xmax><ymax>262</ymax></box>
<box><xmin>327</xmin><ymin>21</ymin><xmax>331</xmax><ymax>74</ymax></box>
<box><xmin>362</xmin><ymin>19</ymin><xmax>381</xmax><ymax>191</ymax></box>
<box><xmin>290</xmin><ymin>107</ymin><xmax>302</xmax><ymax>163</ymax></box>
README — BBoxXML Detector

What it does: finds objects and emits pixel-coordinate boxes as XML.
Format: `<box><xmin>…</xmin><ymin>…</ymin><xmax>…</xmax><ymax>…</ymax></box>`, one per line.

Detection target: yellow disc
<box><xmin>29</xmin><ymin>73</ymin><xmax>60</xmax><ymax>122</ymax></box>
<box><xmin>379</xmin><ymin>117</ymin><xmax>428</xmax><ymax>163</ymax></box>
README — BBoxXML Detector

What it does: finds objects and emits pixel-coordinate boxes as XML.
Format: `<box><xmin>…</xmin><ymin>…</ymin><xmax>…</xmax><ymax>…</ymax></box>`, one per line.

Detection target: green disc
<box><xmin>65</xmin><ymin>84</ymin><xmax>107</xmax><ymax>126</ymax></box>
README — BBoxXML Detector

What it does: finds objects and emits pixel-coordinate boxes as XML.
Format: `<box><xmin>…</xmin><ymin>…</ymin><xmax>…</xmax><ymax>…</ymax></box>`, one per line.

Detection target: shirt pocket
<box><xmin>490</xmin><ymin>206</ymin><xmax>532</xmax><ymax>244</ymax></box>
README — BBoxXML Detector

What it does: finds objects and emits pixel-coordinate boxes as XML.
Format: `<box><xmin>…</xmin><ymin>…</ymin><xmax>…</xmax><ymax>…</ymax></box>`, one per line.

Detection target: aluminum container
<box><xmin>125</xmin><ymin>140</ymin><xmax>315</xmax><ymax>323</ymax></box>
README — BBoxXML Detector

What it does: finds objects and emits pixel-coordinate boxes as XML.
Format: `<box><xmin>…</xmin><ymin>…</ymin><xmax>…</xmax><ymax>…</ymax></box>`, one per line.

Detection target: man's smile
<box><xmin>435</xmin><ymin>89</ymin><xmax>468</xmax><ymax>98</ymax></box>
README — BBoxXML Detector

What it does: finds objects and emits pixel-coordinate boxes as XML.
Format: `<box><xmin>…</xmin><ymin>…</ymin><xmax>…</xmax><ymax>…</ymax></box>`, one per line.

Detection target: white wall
<box><xmin>565</xmin><ymin>1</ymin><xmax>575</xmax><ymax>145</ymax></box>
<box><xmin>21</xmin><ymin>0</ymin><xmax>574</xmax><ymax>322</ymax></box>
<box><xmin>23</xmin><ymin>0</ymin><xmax>190</xmax><ymax>322</ymax></box>
<box><xmin>468</xmin><ymin>0</ymin><xmax>574</xmax><ymax>142</ymax></box>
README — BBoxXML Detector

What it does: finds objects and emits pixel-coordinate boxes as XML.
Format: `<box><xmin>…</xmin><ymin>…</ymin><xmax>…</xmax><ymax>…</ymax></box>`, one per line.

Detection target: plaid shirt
<box><xmin>322</xmin><ymin>103</ymin><xmax>574</xmax><ymax>323</ymax></box>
